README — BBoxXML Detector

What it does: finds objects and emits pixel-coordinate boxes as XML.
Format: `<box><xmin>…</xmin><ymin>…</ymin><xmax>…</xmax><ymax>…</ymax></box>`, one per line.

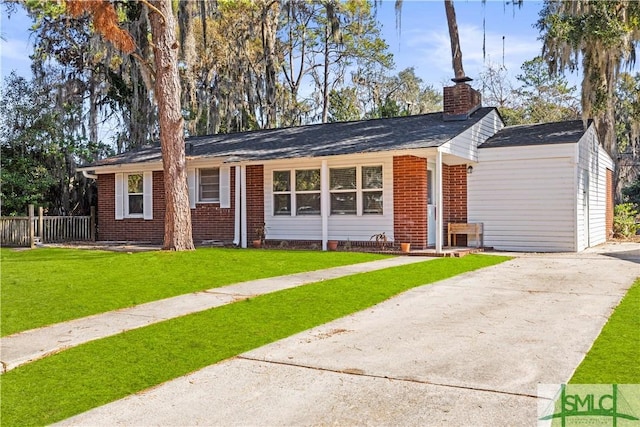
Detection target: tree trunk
<box><xmin>444</xmin><ymin>0</ymin><xmax>466</xmax><ymax>81</ymax></box>
<box><xmin>321</xmin><ymin>24</ymin><xmax>330</xmax><ymax>123</ymax></box>
<box><xmin>261</xmin><ymin>0</ymin><xmax>280</xmax><ymax>129</ymax></box>
<box><xmin>148</xmin><ymin>0</ymin><xmax>195</xmax><ymax>251</ymax></box>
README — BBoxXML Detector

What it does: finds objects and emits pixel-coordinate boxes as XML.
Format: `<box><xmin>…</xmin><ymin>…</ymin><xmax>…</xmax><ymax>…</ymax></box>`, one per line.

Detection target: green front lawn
<box><xmin>0</xmin><ymin>247</ymin><xmax>387</xmax><ymax>336</ymax></box>
<box><xmin>0</xmin><ymin>254</ymin><xmax>510</xmax><ymax>426</ymax></box>
<box><xmin>570</xmin><ymin>278</ymin><xmax>640</xmax><ymax>384</ymax></box>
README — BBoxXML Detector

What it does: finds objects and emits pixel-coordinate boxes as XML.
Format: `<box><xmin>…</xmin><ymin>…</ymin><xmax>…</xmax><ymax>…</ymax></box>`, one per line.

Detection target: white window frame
<box><xmin>361</xmin><ymin>165</ymin><xmax>383</xmax><ymax>215</ymax></box>
<box><xmin>329</xmin><ymin>167</ymin><xmax>357</xmax><ymax>215</ymax></box>
<box><xmin>198</xmin><ymin>168</ymin><xmax>220</xmax><ymax>203</ymax></box>
<box><xmin>294</xmin><ymin>169</ymin><xmax>321</xmax><ymax>216</ymax></box>
<box><xmin>125</xmin><ymin>173</ymin><xmax>144</xmax><ymax>218</ymax></box>
<box><xmin>115</xmin><ymin>171</ymin><xmax>153</xmax><ymax>220</ymax></box>
<box><xmin>327</xmin><ymin>165</ymin><xmax>383</xmax><ymax>216</ymax></box>
<box><xmin>272</xmin><ymin>170</ymin><xmax>292</xmax><ymax>216</ymax></box>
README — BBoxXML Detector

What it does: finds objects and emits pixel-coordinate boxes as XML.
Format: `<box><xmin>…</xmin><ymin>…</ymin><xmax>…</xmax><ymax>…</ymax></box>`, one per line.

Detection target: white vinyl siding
<box><xmin>469</xmin><ymin>144</ymin><xmax>577</xmax><ymax>252</ymax></box>
<box><xmin>264</xmin><ymin>155</ymin><xmax>394</xmax><ymax>241</ymax></box>
<box><xmin>441</xmin><ymin>109</ymin><xmax>503</xmax><ymax>161</ymax></box>
<box><xmin>575</xmin><ymin>127</ymin><xmax>614</xmax><ymax>250</ymax></box>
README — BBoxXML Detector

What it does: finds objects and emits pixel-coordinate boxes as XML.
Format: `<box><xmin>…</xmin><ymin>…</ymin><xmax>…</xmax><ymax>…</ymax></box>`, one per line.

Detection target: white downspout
<box><xmin>435</xmin><ymin>149</ymin><xmax>443</xmax><ymax>254</ymax></box>
<box><xmin>233</xmin><ymin>166</ymin><xmax>241</xmax><ymax>246</ymax></box>
<box><xmin>321</xmin><ymin>160</ymin><xmax>329</xmax><ymax>250</ymax></box>
<box><xmin>82</xmin><ymin>170</ymin><xmax>98</xmax><ymax>179</ymax></box>
<box><xmin>240</xmin><ymin>165</ymin><xmax>248</xmax><ymax>248</ymax></box>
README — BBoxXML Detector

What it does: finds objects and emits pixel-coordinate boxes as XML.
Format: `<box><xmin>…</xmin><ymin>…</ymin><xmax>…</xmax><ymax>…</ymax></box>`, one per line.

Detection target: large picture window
<box><xmin>127</xmin><ymin>173</ymin><xmax>144</xmax><ymax>215</ymax></box>
<box><xmin>198</xmin><ymin>168</ymin><xmax>220</xmax><ymax>202</ymax></box>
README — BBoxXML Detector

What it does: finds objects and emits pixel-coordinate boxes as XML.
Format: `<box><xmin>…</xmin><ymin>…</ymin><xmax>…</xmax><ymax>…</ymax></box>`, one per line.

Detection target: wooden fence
<box><xmin>0</xmin><ymin>205</ymin><xmax>95</xmax><ymax>247</ymax></box>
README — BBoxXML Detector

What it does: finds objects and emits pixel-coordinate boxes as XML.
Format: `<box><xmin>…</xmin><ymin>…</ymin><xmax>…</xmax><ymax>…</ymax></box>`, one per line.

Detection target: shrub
<box><xmin>613</xmin><ymin>203</ymin><xmax>639</xmax><ymax>238</ymax></box>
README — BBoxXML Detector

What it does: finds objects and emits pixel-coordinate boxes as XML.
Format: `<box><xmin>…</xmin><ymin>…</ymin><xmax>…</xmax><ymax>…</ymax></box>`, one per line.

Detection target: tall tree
<box><xmin>65</xmin><ymin>0</ymin><xmax>195</xmax><ymax>250</ymax></box>
<box><xmin>537</xmin><ymin>0</ymin><xmax>640</xmax><ymax>197</ymax></box>
<box><xmin>514</xmin><ymin>56</ymin><xmax>580</xmax><ymax>123</ymax></box>
<box><xmin>444</xmin><ymin>0</ymin><xmax>466</xmax><ymax>81</ymax></box>
<box><xmin>0</xmin><ymin>72</ymin><xmax>112</xmax><ymax>215</ymax></box>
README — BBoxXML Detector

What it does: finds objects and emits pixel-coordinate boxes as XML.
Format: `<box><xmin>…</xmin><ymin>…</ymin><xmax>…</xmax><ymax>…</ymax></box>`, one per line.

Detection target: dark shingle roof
<box><xmin>88</xmin><ymin>107</ymin><xmax>495</xmax><ymax>167</ymax></box>
<box><xmin>480</xmin><ymin>120</ymin><xmax>588</xmax><ymax>148</ymax></box>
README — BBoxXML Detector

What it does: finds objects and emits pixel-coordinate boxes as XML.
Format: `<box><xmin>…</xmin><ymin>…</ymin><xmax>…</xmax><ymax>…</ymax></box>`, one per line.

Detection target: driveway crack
<box><xmin>236</xmin><ymin>355</ymin><xmax>545</xmax><ymax>400</ymax></box>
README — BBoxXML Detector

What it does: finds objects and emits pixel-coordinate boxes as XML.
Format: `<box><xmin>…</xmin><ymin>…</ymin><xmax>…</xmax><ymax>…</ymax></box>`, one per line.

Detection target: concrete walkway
<box><xmin>0</xmin><ymin>256</ymin><xmax>429</xmax><ymax>373</ymax></box>
<box><xmin>56</xmin><ymin>242</ymin><xmax>639</xmax><ymax>426</ymax></box>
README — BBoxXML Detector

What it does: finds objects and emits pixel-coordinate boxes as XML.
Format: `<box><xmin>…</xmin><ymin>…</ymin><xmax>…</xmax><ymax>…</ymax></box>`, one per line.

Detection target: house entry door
<box><xmin>427</xmin><ymin>167</ymin><xmax>436</xmax><ymax>246</ymax></box>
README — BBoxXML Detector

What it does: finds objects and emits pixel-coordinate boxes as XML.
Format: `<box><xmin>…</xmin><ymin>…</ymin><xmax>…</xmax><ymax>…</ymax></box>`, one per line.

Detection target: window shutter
<box><xmin>187</xmin><ymin>168</ymin><xmax>196</xmax><ymax>209</ymax></box>
<box><xmin>220</xmin><ymin>166</ymin><xmax>231</xmax><ymax>208</ymax></box>
<box><xmin>115</xmin><ymin>173</ymin><xmax>124</xmax><ymax>220</ymax></box>
<box><xmin>143</xmin><ymin>171</ymin><xmax>153</xmax><ymax>220</ymax></box>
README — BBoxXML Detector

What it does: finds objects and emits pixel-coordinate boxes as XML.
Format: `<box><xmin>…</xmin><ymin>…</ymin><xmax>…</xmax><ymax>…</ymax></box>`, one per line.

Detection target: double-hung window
<box><xmin>361</xmin><ymin>165</ymin><xmax>383</xmax><ymax>214</ymax></box>
<box><xmin>126</xmin><ymin>173</ymin><xmax>144</xmax><ymax>216</ymax></box>
<box><xmin>273</xmin><ymin>171</ymin><xmax>291</xmax><ymax>215</ymax></box>
<box><xmin>330</xmin><ymin>167</ymin><xmax>356</xmax><ymax>215</ymax></box>
<box><xmin>116</xmin><ymin>171</ymin><xmax>152</xmax><ymax>220</ymax></box>
<box><xmin>295</xmin><ymin>169</ymin><xmax>321</xmax><ymax>215</ymax></box>
<box><xmin>198</xmin><ymin>168</ymin><xmax>220</xmax><ymax>202</ymax></box>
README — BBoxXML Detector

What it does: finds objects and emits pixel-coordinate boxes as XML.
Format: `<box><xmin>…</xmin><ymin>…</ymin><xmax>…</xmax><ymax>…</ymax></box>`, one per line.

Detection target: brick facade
<box><xmin>442</xmin><ymin>164</ymin><xmax>468</xmax><ymax>245</ymax></box>
<box><xmin>393</xmin><ymin>155</ymin><xmax>428</xmax><ymax>249</ymax></box>
<box><xmin>98</xmin><ymin>161</ymin><xmax>468</xmax><ymax>249</ymax></box>
<box><xmin>246</xmin><ymin>165</ymin><xmax>265</xmax><ymax>242</ymax></box>
<box><xmin>97</xmin><ymin>169</ymin><xmax>237</xmax><ymax>244</ymax></box>
<box><xmin>191</xmin><ymin>169</ymin><xmax>236</xmax><ymax>243</ymax></box>
<box><xmin>606</xmin><ymin>168</ymin><xmax>613</xmax><ymax>239</ymax></box>
<box><xmin>97</xmin><ymin>172</ymin><xmax>165</xmax><ymax>243</ymax></box>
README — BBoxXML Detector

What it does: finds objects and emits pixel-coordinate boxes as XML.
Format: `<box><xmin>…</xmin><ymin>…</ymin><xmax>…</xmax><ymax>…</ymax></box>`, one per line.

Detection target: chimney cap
<box><xmin>451</xmin><ymin>76</ymin><xmax>473</xmax><ymax>83</ymax></box>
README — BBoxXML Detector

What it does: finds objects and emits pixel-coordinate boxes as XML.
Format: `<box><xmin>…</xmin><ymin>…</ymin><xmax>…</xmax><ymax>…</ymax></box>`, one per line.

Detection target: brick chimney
<box><xmin>443</xmin><ymin>79</ymin><xmax>482</xmax><ymax>121</ymax></box>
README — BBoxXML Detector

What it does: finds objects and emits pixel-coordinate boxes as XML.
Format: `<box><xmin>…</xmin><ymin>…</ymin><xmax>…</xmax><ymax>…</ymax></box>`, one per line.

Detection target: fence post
<box><xmin>90</xmin><ymin>206</ymin><xmax>96</xmax><ymax>241</ymax></box>
<box><xmin>29</xmin><ymin>204</ymin><xmax>35</xmax><ymax>248</ymax></box>
<box><xmin>39</xmin><ymin>206</ymin><xmax>44</xmax><ymax>243</ymax></box>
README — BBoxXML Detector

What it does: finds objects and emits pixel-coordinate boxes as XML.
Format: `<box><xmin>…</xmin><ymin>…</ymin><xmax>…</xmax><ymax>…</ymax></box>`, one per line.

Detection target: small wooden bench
<box><xmin>448</xmin><ymin>223</ymin><xmax>483</xmax><ymax>248</ymax></box>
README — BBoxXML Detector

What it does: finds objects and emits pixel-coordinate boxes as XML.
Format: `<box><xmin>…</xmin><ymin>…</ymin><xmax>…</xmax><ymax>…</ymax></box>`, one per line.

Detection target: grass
<box><xmin>570</xmin><ymin>278</ymin><xmax>640</xmax><ymax>384</ymax></box>
<box><xmin>0</xmin><ymin>254</ymin><xmax>509</xmax><ymax>426</ymax></box>
<box><xmin>0</xmin><ymin>247</ymin><xmax>386</xmax><ymax>336</ymax></box>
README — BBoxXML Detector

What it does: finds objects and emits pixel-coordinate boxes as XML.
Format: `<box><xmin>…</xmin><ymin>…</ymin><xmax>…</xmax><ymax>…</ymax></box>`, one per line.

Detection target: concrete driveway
<box><xmin>58</xmin><ymin>242</ymin><xmax>639</xmax><ymax>426</ymax></box>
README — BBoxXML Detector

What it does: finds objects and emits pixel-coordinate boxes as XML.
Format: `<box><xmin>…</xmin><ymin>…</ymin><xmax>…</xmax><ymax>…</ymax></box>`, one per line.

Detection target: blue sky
<box><xmin>0</xmin><ymin>1</ymin><xmax>588</xmax><ymax>91</ymax></box>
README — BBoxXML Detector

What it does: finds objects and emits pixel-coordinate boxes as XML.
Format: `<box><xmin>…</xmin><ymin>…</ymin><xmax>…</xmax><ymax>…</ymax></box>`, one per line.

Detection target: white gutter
<box><xmin>240</xmin><ymin>165</ymin><xmax>248</xmax><ymax>248</ymax></box>
<box><xmin>321</xmin><ymin>160</ymin><xmax>329</xmax><ymax>250</ymax></box>
<box><xmin>233</xmin><ymin>166</ymin><xmax>241</xmax><ymax>246</ymax></box>
<box><xmin>435</xmin><ymin>149</ymin><xmax>443</xmax><ymax>254</ymax></box>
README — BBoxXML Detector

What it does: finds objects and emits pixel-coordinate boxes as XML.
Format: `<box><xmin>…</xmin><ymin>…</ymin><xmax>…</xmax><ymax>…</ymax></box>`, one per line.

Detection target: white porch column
<box><xmin>240</xmin><ymin>165</ymin><xmax>247</xmax><ymax>248</ymax></box>
<box><xmin>233</xmin><ymin>166</ymin><xmax>241</xmax><ymax>246</ymax></box>
<box><xmin>435</xmin><ymin>149</ymin><xmax>443</xmax><ymax>254</ymax></box>
<box><xmin>321</xmin><ymin>160</ymin><xmax>329</xmax><ymax>250</ymax></box>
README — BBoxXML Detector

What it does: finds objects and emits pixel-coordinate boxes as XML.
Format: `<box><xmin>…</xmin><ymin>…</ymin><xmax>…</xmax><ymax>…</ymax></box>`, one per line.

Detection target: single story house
<box><xmin>81</xmin><ymin>82</ymin><xmax>614</xmax><ymax>252</ymax></box>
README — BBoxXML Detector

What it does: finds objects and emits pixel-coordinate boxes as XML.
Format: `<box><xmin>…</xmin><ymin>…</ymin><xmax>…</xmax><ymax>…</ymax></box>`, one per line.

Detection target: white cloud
<box><xmin>400</xmin><ymin>23</ymin><xmax>541</xmax><ymax>85</ymax></box>
<box><xmin>0</xmin><ymin>37</ymin><xmax>34</xmax><ymax>79</ymax></box>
